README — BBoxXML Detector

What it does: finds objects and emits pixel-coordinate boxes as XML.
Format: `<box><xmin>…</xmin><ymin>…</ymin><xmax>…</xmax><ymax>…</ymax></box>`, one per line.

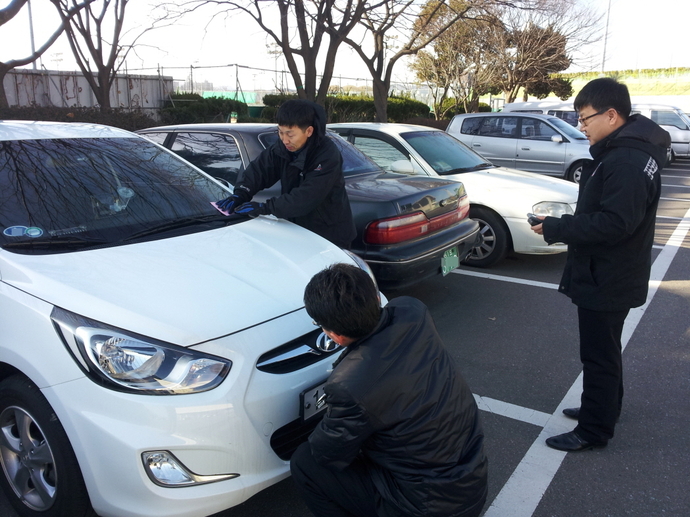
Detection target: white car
<box><xmin>329</xmin><ymin>123</ymin><xmax>579</xmax><ymax>267</ymax></box>
<box><xmin>0</xmin><ymin>121</ymin><xmax>378</xmax><ymax>517</ymax></box>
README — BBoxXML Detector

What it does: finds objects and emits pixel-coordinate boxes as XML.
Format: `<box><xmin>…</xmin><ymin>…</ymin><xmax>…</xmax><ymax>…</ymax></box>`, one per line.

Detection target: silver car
<box><xmin>446</xmin><ymin>112</ymin><xmax>591</xmax><ymax>182</ymax></box>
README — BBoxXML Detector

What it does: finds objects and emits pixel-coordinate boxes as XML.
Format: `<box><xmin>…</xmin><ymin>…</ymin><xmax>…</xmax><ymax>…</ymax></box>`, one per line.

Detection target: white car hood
<box><xmin>0</xmin><ymin>218</ymin><xmax>348</xmax><ymax>345</ymax></box>
<box><xmin>449</xmin><ymin>166</ymin><xmax>578</xmax><ymax>215</ymax></box>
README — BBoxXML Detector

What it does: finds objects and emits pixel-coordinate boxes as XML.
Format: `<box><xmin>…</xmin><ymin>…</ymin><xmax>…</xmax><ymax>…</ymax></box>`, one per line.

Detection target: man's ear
<box><xmin>325</xmin><ymin>330</ymin><xmax>354</xmax><ymax>347</ymax></box>
<box><xmin>305</xmin><ymin>126</ymin><xmax>314</xmax><ymax>138</ymax></box>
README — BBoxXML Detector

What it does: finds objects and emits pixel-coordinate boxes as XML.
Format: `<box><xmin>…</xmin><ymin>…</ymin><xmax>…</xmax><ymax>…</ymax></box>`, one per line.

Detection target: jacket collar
<box><xmin>331</xmin><ymin>306</ymin><xmax>389</xmax><ymax>368</ymax></box>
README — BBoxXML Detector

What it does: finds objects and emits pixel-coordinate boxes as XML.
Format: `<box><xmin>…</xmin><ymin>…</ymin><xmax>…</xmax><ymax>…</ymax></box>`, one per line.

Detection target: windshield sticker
<box><xmin>4</xmin><ymin>226</ymin><xmax>44</xmax><ymax>238</ymax></box>
<box><xmin>50</xmin><ymin>226</ymin><xmax>87</xmax><ymax>237</ymax></box>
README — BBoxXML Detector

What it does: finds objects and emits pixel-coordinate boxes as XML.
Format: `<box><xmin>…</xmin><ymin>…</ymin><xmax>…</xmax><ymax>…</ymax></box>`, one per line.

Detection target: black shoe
<box><xmin>562</xmin><ymin>407</ymin><xmax>580</xmax><ymax>420</ymax></box>
<box><xmin>546</xmin><ymin>431</ymin><xmax>607</xmax><ymax>452</ymax></box>
<box><xmin>562</xmin><ymin>407</ymin><xmax>620</xmax><ymax>422</ymax></box>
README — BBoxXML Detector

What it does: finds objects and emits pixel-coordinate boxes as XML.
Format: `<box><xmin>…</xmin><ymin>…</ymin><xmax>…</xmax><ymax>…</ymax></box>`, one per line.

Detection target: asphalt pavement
<box><xmin>2</xmin><ymin>161</ymin><xmax>688</xmax><ymax>517</ymax></box>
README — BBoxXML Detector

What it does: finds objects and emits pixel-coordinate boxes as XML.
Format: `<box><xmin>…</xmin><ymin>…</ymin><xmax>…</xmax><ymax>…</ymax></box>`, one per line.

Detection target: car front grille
<box><xmin>256</xmin><ymin>329</ymin><xmax>341</xmax><ymax>374</ymax></box>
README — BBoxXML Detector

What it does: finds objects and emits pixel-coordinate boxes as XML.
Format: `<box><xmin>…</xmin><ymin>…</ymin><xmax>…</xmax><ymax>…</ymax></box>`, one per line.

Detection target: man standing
<box><xmin>216</xmin><ymin>99</ymin><xmax>356</xmax><ymax>249</ymax></box>
<box><xmin>531</xmin><ymin>78</ymin><xmax>670</xmax><ymax>451</ymax></box>
<box><xmin>291</xmin><ymin>263</ymin><xmax>488</xmax><ymax>517</ymax></box>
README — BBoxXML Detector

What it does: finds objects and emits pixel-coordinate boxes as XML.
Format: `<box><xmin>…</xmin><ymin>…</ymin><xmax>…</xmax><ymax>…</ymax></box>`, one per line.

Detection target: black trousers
<box><xmin>290</xmin><ymin>442</ymin><xmax>486</xmax><ymax>517</ymax></box>
<box><xmin>290</xmin><ymin>442</ymin><xmax>381</xmax><ymax>517</ymax></box>
<box><xmin>574</xmin><ymin>306</ymin><xmax>630</xmax><ymax>443</ymax></box>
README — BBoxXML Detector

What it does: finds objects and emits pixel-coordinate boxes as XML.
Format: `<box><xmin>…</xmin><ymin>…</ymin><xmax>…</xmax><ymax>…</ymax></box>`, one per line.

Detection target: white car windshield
<box><xmin>1</xmin><ymin>137</ymin><xmax>229</xmax><ymax>254</ymax></box>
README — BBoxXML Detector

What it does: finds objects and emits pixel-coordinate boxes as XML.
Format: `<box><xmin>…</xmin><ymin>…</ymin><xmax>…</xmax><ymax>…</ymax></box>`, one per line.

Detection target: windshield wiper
<box><xmin>443</xmin><ymin>163</ymin><xmax>494</xmax><ymax>174</ymax></box>
<box><xmin>123</xmin><ymin>213</ymin><xmax>244</xmax><ymax>242</ymax></box>
<box><xmin>2</xmin><ymin>235</ymin><xmax>110</xmax><ymax>251</ymax></box>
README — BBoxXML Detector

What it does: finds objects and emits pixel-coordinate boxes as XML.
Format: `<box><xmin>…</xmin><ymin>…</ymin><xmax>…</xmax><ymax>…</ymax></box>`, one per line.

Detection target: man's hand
<box><xmin>527</xmin><ymin>214</ymin><xmax>544</xmax><ymax>235</ymax></box>
<box><xmin>235</xmin><ymin>201</ymin><xmax>267</xmax><ymax>218</ymax></box>
<box><xmin>216</xmin><ymin>194</ymin><xmax>245</xmax><ymax>212</ymax></box>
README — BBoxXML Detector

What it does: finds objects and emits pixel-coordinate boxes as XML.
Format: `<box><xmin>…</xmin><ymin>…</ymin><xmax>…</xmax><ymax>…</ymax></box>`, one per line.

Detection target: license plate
<box><xmin>441</xmin><ymin>246</ymin><xmax>460</xmax><ymax>275</ymax></box>
<box><xmin>300</xmin><ymin>380</ymin><xmax>328</xmax><ymax>422</ymax></box>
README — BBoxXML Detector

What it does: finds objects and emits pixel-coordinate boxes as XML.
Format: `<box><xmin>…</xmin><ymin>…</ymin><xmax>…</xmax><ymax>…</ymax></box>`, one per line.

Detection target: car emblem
<box><xmin>315</xmin><ymin>332</ymin><xmax>341</xmax><ymax>353</ymax></box>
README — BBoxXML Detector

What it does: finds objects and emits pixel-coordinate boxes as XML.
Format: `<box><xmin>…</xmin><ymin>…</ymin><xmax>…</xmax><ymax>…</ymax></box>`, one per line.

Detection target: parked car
<box><xmin>0</xmin><ymin>120</ymin><xmax>384</xmax><ymax>517</ymax></box>
<box><xmin>446</xmin><ymin>112</ymin><xmax>591</xmax><ymax>182</ymax></box>
<box><xmin>328</xmin><ymin>123</ymin><xmax>578</xmax><ymax>267</ymax></box>
<box><xmin>630</xmin><ymin>103</ymin><xmax>690</xmax><ymax>160</ymax></box>
<box><xmin>137</xmin><ymin>124</ymin><xmax>481</xmax><ymax>290</ymax></box>
<box><xmin>504</xmin><ymin>101</ymin><xmax>678</xmax><ymax>164</ymax></box>
<box><xmin>502</xmin><ymin>100</ymin><xmax>579</xmax><ymax>126</ymax></box>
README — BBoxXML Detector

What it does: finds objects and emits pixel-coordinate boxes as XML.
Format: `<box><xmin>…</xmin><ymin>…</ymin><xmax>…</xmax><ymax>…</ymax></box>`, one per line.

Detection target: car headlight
<box><xmin>531</xmin><ymin>202</ymin><xmax>574</xmax><ymax>218</ymax></box>
<box><xmin>51</xmin><ymin>307</ymin><xmax>231</xmax><ymax>395</ymax></box>
<box><xmin>343</xmin><ymin>249</ymin><xmax>379</xmax><ymax>291</ymax></box>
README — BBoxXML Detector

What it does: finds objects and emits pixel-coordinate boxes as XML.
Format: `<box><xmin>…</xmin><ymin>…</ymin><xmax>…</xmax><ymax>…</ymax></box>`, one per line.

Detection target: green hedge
<box><xmin>0</xmin><ymin>106</ymin><xmax>158</xmax><ymax>131</ymax></box>
<box><xmin>258</xmin><ymin>94</ymin><xmax>430</xmax><ymax>123</ymax></box>
<box><xmin>159</xmin><ymin>94</ymin><xmax>251</xmax><ymax>124</ymax></box>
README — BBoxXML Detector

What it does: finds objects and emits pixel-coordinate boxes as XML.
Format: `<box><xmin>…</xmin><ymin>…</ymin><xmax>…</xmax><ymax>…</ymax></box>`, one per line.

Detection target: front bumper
<box><xmin>44</xmin><ymin>309</ymin><xmax>340</xmax><ymax>517</ymax></box>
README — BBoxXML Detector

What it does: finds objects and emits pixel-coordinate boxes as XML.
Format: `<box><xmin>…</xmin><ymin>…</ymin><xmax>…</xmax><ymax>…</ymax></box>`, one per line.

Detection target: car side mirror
<box><xmin>551</xmin><ymin>135</ymin><xmax>564</xmax><ymax>144</ymax></box>
<box><xmin>390</xmin><ymin>159</ymin><xmax>415</xmax><ymax>174</ymax></box>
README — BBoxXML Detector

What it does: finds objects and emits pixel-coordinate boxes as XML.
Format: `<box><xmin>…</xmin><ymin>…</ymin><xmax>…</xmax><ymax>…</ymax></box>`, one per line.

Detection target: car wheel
<box><xmin>0</xmin><ymin>375</ymin><xmax>94</xmax><ymax>517</ymax></box>
<box><xmin>567</xmin><ymin>161</ymin><xmax>584</xmax><ymax>183</ymax></box>
<box><xmin>462</xmin><ymin>206</ymin><xmax>510</xmax><ymax>268</ymax></box>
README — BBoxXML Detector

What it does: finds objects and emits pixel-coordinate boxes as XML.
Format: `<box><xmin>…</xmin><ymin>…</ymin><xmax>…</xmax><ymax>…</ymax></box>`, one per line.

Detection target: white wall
<box><xmin>4</xmin><ymin>69</ymin><xmax>174</xmax><ymax>113</ymax></box>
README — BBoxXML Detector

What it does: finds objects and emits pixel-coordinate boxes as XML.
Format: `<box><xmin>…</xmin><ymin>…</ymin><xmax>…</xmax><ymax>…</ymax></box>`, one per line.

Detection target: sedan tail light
<box><xmin>364</xmin><ymin>197</ymin><xmax>470</xmax><ymax>245</ymax></box>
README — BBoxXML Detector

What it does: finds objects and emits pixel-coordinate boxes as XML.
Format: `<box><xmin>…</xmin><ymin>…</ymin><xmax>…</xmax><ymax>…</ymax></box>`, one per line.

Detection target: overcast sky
<box><xmin>1</xmin><ymin>0</ymin><xmax>689</xmax><ymax>91</ymax></box>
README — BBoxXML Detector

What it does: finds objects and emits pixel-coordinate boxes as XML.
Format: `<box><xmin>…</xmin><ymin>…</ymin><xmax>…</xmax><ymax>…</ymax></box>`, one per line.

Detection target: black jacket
<box><xmin>542</xmin><ymin>115</ymin><xmax>670</xmax><ymax>311</ymax></box>
<box><xmin>234</xmin><ymin>107</ymin><xmax>356</xmax><ymax>249</ymax></box>
<box><xmin>309</xmin><ymin>297</ymin><xmax>488</xmax><ymax>517</ymax></box>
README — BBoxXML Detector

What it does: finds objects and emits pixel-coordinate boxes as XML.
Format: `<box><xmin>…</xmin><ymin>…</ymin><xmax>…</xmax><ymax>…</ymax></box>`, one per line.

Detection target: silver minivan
<box><xmin>631</xmin><ymin>104</ymin><xmax>690</xmax><ymax>160</ymax></box>
<box><xmin>446</xmin><ymin>112</ymin><xmax>591</xmax><ymax>182</ymax></box>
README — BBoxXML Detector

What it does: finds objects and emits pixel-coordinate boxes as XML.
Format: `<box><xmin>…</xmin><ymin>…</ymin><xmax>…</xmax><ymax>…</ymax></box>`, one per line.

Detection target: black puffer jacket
<box><xmin>234</xmin><ymin>104</ymin><xmax>356</xmax><ymax>249</ymax></box>
<box><xmin>542</xmin><ymin>114</ymin><xmax>670</xmax><ymax>311</ymax></box>
<box><xmin>309</xmin><ymin>297</ymin><xmax>488</xmax><ymax>517</ymax></box>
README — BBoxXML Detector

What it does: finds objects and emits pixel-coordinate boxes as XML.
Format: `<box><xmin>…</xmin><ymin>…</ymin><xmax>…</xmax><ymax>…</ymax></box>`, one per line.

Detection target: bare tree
<box><xmin>0</xmin><ymin>0</ymin><xmax>92</xmax><ymax>108</ymax></box>
<box><xmin>487</xmin><ymin>0</ymin><xmax>601</xmax><ymax>103</ymax></box>
<box><xmin>409</xmin><ymin>4</ymin><xmax>499</xmax><ymax>117</ymax></box>
<box><xmin>51</xmin><ymin>0</ymin><xmax>161</xmax><ymax>111</ymax></box>
<box><xmin>335</xmin><ymin>0</ymin><xmax>526</xmax><ymax>122</ymax></box>
<box><xmin>163</xmin><ymin>0</ymin><xmax>370</xmax><ymax>107</ymax></box>
<box><xmin>334</xmin><ymin>0</ymin><xmax>476</xmax><ymax>122</ymax></box>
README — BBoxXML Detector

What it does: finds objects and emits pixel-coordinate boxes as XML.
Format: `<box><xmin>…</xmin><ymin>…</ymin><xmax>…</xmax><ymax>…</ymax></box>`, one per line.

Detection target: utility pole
<box><xmin>601</xmin><ymin>0</ymin><xmax>612</xmax><ymax>73</ymax></box>
<box><xmin>28</xmin><ymin>0</ymin><xmax>37</xmax><ymax>70</ymax></box>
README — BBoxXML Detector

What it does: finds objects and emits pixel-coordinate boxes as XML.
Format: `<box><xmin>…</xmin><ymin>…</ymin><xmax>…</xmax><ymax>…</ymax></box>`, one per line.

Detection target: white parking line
<box><xmin>473</xmin><ymin>395</ymin><xmax>551</xmax><ymax>427</ymax></box>
<box><xmin>475</xmin><ymin>206</ymin><xmax>690</xmax><ymax>517</ymax></box>
<box><xmin>452</xmin><ymin>269</ymin><xmax>560</xmax><ymax>290</ymax></box>
<box><xmin>657</xmin><ymin>215</ymin><xmax>690</xmax><ymax>221</ymax></box>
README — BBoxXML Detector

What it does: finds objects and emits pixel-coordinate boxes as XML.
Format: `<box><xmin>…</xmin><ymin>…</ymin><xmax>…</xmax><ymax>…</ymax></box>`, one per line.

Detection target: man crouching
<box><xmin>291</xmin><ymin>263</ymin><xmax>488</xmax><ymax>517</ymax></box>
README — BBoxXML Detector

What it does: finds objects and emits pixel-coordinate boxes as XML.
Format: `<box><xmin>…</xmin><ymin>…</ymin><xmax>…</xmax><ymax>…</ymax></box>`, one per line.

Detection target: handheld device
<box><xmin>527</xmin><ymin>213</ymin><xmax>543</xmax><ymax>226</ymax></box>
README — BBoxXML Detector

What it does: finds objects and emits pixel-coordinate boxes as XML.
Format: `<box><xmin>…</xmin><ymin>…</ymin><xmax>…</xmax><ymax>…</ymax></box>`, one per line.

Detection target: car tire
<box><xmin>462</xmin><ymin>206</ymin><xmax>510</xmax><ymax>268</ymax></box>
<box><xmin>567</xmin><ymin>161</ymin><xmax>584</xmax><ymax>183</ymax></box>
<box><xmin>0</xmin><ymin>375</ymin><xmax>95</xmax><ymax>517</ymax></box>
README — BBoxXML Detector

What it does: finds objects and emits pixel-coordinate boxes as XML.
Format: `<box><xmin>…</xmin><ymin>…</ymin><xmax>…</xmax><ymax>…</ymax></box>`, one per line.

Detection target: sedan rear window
<box><xmin>401</xmin><ymin>131</ymin><xmax>488</xmax><ymax>175</ymax></box>
<box><xmin>0</xmin><ymin>138</ymin><xmax>228</xmax><ymax>254</ymax></box>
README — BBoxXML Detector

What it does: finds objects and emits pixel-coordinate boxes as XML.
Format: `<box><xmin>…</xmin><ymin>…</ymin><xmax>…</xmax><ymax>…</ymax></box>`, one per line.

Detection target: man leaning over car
<box><xmin>216</xmin><ymin>99</ymin><xmax>356</xmax><ymax>249</ymax></box>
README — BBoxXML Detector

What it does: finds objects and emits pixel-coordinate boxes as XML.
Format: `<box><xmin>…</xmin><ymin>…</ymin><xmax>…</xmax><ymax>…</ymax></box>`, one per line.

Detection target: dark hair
<box><xmin>276</xmin><ymin>99</ymin><xmax>317</xmax><ymax>131</ymax></box>
<box><xmin>573</xmin><ymin>77</ymin><xmax>631</xmax><ymax>120</ymax></box>
<box><xmin>304</xmin><ymin>263</ymin><xmax>381</xmax><ymax>339</ymax></box>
